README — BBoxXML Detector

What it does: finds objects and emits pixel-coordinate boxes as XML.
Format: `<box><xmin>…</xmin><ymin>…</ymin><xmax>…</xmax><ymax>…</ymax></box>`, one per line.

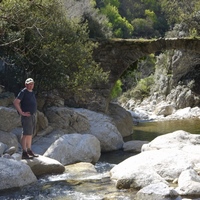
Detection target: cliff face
<box><xmin>150</xmin><ymin>50</ymin><xmax>200</xmax><ymax>109</ymax></box>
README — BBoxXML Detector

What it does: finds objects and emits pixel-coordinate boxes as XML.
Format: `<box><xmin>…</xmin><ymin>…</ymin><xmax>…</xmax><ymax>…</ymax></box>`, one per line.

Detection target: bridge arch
<box><xmin>87</xmin><ymin>38</ymin><xmax>200</xmax><ymax>112</ymax></box>
<box><xmin>93</xmin><ymin>38</ymin><xmax>200</xmax><ymax>87</ymax></box>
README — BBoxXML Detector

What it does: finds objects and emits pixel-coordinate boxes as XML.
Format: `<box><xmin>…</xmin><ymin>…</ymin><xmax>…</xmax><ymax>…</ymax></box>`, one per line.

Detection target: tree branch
<box><xmin>0</xmin><ymin>38</ymin><xmax>21</xmax><ymax>47</ymax></box>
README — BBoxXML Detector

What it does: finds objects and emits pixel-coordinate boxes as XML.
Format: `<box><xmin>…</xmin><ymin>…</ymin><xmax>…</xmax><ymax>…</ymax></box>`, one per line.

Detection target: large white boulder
<box><xmin>111</xmin><ymin>147</ymin><xmax>200</xmax><ymax>189</ymax></box>
<box><xmin>0</xmin><ymin>130</ymin><xmax>18</xmax><ymax>151</ymax></box>
<box><xmin>32</xmin><ymin>129</ymin><xmax>66</xmax><ymax>155</ymax></box>
<box><xmin>110</xmin><ymin>130</ymin><xmax>200</xmax><ymax>197</ymax></box>
<box><xmin>73</xmin><ymin>108</ymin><xmax>124</xmax><ymax>152</ymax></box>
<box><xmin>142</xmin><ymin>130</ymin><xmax>200</xmax><ymax>151</ymax></box>
<box><xmin>45</xmin><ymin>106</ymin><xmax>90</xmax><ymax>133</ymax></box>
<box><xmin>33</xmin><ymin>106</ymin><xmax>126</xmax><ymax>155</ymax></box>
<box><xmin>22</xmin><ymin>155</ymin><xmax>65</xmax><ymax>176</ymax></box>
<box><xmin>136</xmin><ymin>182</ymin><xmax>178</xmax><ymax>200</ymax></box>
<box><xmin>107</xmin><ymin>103</ymin><xmax>134</xmax><ymax>137</ymax></box>
<box><xmin>154</xmin><ymin>102</ymin><xmax>175</xmax><ymax>116</ymax></box>
<box><xmin>123</xmin><ymin>140</ymin><xmax>149</xmax><ymax>152</ymax></box>
<box><xmin>176</xmin><ymin>169</ymin><xmax>200</xmax><ymax>196</ymax></box>
<box><xmin>43</xmin><ymin>133</ymin><xmax>101</xmax><ymax>165</ymax></box>
<box><xmin>0</xmin><ymin>107</ymin><xmax>20</xmax><ymax>132</ymax></box>
<box><xmin>0</xmin><ymin>158</ymin><xmax>37</xmax><ymax>190</ymax></box>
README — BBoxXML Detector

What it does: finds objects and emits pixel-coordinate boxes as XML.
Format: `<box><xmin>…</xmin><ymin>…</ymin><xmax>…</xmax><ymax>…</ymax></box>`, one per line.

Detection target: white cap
<box><xmin>25</xmin><ymin>78</ymin><xmax>34</xmax><ymax>84</ymax></box>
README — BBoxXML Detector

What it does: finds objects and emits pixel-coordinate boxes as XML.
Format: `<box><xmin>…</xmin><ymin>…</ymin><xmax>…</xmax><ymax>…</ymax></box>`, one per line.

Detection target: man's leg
<box><xmin>26</xmin><ymin>134</ymin><xmax>39</xmax><ymax>157</ymax></box>
<box><xmin>25</xmin><ymin>135</ymin><xmax>32</xmax><ymax>149</ymax></box>
<box><xmin>21</xmin><ymin>135</ymin><xmax>33</xmax><ymax>159</ymax></box>
<box><xmin>21</xmin><ymin>115</ymin><xmax>38</xmax><ymax>159</ymax></box>
<box><xmin>21</xmin><ymin>134</ymin><xmax>27</xmax><ymax>151</ymax></box>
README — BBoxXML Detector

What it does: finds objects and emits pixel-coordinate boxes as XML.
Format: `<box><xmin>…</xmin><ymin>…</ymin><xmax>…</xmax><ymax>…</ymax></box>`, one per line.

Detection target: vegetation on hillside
<box><xmin>106</xmin><ymin>0</ymin><xmax>200</xmax><ymax>99</ymax></box>
<box><xmin>95</xmin><ymin>0</ymin><xmax>169</xmax><ymax>38</ymax></box>
<box><xmin>1</xmin><ymin>0</ymin><xmax>200</xmax><ymax>103</ymax></box>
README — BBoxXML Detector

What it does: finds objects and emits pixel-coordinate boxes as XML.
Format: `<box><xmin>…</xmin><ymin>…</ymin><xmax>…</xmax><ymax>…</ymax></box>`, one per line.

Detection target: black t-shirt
<box><xmin>17</xmin><ymin>88</ymin><xmax>37</xmax><ymax>114</ymax></box>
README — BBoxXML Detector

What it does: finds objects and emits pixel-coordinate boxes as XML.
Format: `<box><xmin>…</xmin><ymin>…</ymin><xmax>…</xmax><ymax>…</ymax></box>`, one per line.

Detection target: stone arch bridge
<box><xmin>85</xmin><ymin>38</ymin><xmax>200</xmax><ymax>112</ymax></box>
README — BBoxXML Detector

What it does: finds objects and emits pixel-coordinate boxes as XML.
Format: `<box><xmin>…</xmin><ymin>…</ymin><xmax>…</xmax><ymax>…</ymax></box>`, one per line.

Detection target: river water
<box><xmin>1</xmin><ymin>119</ymin><xmax>200</xmax><ymax>200</ymax></box>
<box><xmin>126</xmin><ymin>118</ymin><xmax>200</xmax><ymax>141</ymax></box>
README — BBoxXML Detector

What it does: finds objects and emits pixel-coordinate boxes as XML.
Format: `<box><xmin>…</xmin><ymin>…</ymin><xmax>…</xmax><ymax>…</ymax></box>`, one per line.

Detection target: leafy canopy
<box><xmin>99</xmin><ymin>0</ymin><xmax>133</xmax><ymax>38</ymax></box>
<box><xmin>159</xmin><ymin>0</ymin><xmax>200</xmax><ymax>25</ymax></box>
<box><xmin>0</xmin><ymin>0</ymin><xmax>108</xmax><ymax>95</ymax></box>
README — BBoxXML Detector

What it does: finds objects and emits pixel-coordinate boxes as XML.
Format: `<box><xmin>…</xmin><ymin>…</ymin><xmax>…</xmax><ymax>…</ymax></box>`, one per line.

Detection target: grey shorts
<box><xmin>21</xmin><ymin>114</ymin><xmax>36</xmax><ymax>136</ymax></box>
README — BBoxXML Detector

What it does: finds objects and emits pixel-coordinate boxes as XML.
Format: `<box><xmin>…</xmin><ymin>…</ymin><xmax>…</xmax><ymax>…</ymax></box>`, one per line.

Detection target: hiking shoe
<box><xmin>27</xmin><ymin>149</ymin><xmax>39</xmax><ymax>157</ymax></box>
<box><xmin>22</xmin><ymin>151</ymin><xmax>33</xmax><ymax>159</ymax></box>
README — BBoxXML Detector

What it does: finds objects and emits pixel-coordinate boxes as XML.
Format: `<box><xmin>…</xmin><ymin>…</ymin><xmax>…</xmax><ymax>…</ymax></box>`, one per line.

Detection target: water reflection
<box><xmin>127</xmin><ymin>118</ymin><xmax>200</xmax><ymax>142</ymax></box>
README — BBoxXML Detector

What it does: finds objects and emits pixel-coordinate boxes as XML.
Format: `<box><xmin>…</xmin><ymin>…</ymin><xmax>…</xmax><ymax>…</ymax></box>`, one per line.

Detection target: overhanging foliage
<box><xmin>0</xmin><ymin>0</ymin><xmax>108</xmax><ymax>96</ymax></box>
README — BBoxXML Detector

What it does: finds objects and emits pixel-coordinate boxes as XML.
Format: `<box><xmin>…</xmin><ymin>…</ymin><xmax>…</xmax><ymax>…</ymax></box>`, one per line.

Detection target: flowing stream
<box><xmin>1</xmin><ymin>119</ymin><xmax>200</xmax><ymax>200</ymax></box>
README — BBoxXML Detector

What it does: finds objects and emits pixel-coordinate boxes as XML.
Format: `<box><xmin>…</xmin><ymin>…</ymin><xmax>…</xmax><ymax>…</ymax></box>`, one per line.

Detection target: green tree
<box><xmin>131</xmin><ymin>18</ymin><xmax>154</xmax><ymax>38</ymax></box>
<box><xmin>65</xmin><ymin>0</ymin><xmax>112</xmax><ymax>38</ymax></box>
<box><xmin>103</xmin><ymin>0</ymin><xmax>120</xmax><ymax>8</ymax></box>
<box><xmin>118</xmin><ymin>0</ymin><xmax>169</xmax><ymax>38</ymax></box>
<box><xmin>145</xmin><ymin>9</ymin><xmax>156</xmax><ymax>22</ymax></box>
<box><xmin>159</xmin><ymin>0</ymin><xmax>200</xmax><ymax>36</ymax></box>
<box><xmin>132</xmin><ymin>75</ymin><xmax>154</xmax><ymax>99</ymax></box>
<box><xmin>111</xmin><ymin>79</ymin><xmax>122</xmax><ymax>99</ymax></box>
<box><xmin>141</xmin><ymin>0</ymin><xmax>160</xmax><ymax>13</ymax></box>
<box><xmin>100</xmin><ymin>3</ymin><xmax>133</xmax><ymax>38</ymax></box>
<box><xmin>0</xmin><ymin>0</ymin><xmax>108</xmax><ymax>97</ymax></box>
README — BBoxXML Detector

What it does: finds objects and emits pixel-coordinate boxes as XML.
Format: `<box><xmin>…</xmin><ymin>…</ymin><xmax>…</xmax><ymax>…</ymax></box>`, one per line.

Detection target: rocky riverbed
<box><xmin>2</xmin><ymin>88</ymin><xmax>200</xmax><ymax>199</ymax></box>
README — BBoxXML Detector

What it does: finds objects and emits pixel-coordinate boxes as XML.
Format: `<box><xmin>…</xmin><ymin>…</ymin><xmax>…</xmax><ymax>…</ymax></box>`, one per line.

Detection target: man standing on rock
<box><xmin>13</xmin><ymin>78</ymin><xmax>39</xmax><ymax>159</ymax></box>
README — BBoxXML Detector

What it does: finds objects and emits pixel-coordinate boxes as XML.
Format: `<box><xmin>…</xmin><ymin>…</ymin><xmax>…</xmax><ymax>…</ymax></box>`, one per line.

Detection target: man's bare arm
<box><xmin>13</xmin><ymin>98</ymin><xmax>23</xmax><ymax>115</ymax></box>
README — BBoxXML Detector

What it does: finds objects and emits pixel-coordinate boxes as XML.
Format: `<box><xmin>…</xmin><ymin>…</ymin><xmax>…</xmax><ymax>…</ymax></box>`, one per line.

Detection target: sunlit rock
<box><xmin>45</xmin><ymin>106</ymin><xmax>90</xmax><ymax>133</ymax></box>
<box><xmin>32</xmin><ymin>129</ymin><xmax>66</xmax><ymax>155</ymax></box>
<box><xmin>0</xmin><ymin>130</ymin><xmax>18</xmax><ymax>151</ymax></box>
<box><xmin>136</xmin><ymin>182</ymin><xmax>179</xmax><ymax>200</ymax></box>
<box><xmin>176</xmin><ymin>169</ymin><xmax>200</xmax><ymax>196</ymax></box>
<box><xmin>110</xmin><ymin>130</ymin><xmax>200</xmax><ymax>198</ymax></box>
<box><xmin>73</xmin><ymin>108</ymin><xmax>124</xmax><ymax>151</ymax></box>
<box><xmin>107</xmin><ymin>102</ymin><xmax>134</xmax><ymax>137</ymax></box>
<box><xmin>22</xmin><ymin>155</ymin><xmax>65</xmax><ymax>176</ymax></box>
<box><xmin>110</xmin><ymin>147</ymin><xmax>200</xmax><ymax>189</ymax></box>
<box><xmin>0</xmin><ymin>107</ymin><xmax>20</xmax><ymax>132</ymax></box>
<box><xmin>123</xmin><ymin>140</ymin><xmax>149</xmax><ymax>153</ymax></box>
<box><xmin>154</xmin><ymin>102</ymin><xmax>175</xmax><ymax>116</ymax></box>
<box><xmin>64</xmin><ymin>162</ymin><xmax>98</xmax><ymax>179</ymax></box>
<box><xmin>43</xmin><ymin>133</ymin><xmax>101</xmax><ymax>165</ymax></box>
<box><xmin>142</xmin><ymin>130</ymin><xmax>200</xmax><ymax>151</ymax></box>
<box><xmin>0</xmin><ymin>158</ymin><xmax>37</xmax><ymax>191</ymax></box>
